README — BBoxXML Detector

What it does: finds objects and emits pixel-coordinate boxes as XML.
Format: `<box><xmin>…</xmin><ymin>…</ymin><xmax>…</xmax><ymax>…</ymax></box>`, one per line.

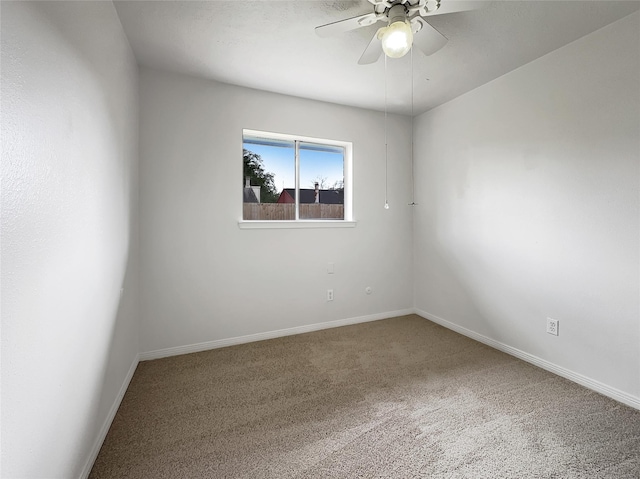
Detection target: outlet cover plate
<box><xmin>547</xmin><ymin>318</ymin><xmax>559</xmax><ymax>336</ymax></box>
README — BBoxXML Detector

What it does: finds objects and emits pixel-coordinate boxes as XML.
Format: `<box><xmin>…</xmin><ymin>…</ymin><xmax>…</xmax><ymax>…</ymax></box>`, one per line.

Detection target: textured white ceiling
<box><xmin>114</xmin><ymin>1</ymin><xmax>640</xmax><ymax>115</ymax></box>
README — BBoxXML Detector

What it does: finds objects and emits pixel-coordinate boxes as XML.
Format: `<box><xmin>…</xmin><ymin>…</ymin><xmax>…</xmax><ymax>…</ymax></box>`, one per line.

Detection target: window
<box><xmin>241</xmin><ymin>129</ymin><xmax>353</xmax><ymax>227</ymax></box>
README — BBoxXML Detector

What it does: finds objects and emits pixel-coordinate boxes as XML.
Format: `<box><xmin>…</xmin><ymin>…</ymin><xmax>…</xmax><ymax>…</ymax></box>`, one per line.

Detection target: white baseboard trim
<box><xmin>414</xmin><ymin>308</ymin><xmax>640</xmax><ymax>411</ymax></box>
<box><xmin>80</xmin><ymin>353</ymin><xmax>140</xmax><ymax>479</ymax></box>
<box><xmin>139</xmin><ymin>308</ymin><xmax>415</xmax><ymax>361</ymax></box>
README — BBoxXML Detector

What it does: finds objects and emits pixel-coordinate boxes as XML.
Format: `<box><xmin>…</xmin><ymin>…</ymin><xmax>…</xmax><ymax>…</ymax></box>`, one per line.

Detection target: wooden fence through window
<box><xmin>243</xmin><ymin>203</ymin><xmax>344</xmax><ymax>220</ymax></box>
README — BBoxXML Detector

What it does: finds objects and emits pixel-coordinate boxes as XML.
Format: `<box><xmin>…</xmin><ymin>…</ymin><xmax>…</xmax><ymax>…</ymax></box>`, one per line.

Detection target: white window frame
<box><xmin>239</xmin><ymin>129</ymin><xmax>355</xmax><ymax>229</ymax></box>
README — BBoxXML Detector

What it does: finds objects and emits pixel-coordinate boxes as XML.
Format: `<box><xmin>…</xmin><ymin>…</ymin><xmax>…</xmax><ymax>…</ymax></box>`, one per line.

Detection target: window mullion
<box><xmin>294</xmin><ymin>140</ymin><xmax>300</xmax><ymax>221</ymax></box>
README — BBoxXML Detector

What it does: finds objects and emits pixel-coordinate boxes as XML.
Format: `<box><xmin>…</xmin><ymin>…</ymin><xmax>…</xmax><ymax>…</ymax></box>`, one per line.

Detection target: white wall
<box><xmin>413</xmin><ymin>12</ymin><xmax>640</xmax><ymax>401</ymax></box>
<box><xmin>1</xmin><ymin>2</ymin><xmax>139</xmax><ymax>477</ymax></box>
<box><xmin>139</xmin><ymin>68</ymin><xmax>413</xmax><ymax>353</ymax></box>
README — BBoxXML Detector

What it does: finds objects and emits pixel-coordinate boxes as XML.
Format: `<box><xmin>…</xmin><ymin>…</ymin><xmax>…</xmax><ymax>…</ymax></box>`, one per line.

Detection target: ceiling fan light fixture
<box><xmin>380</xmin><ymin>19</ymin><xmax>413</xmax><ymax>58</ymax></box>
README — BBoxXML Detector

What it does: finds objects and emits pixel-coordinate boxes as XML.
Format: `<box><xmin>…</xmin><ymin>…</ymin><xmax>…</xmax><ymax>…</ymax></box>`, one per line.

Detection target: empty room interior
<box><xmin>2</xmin><ymin>1</ymin><xmax>639</xmax><ymax>478</ymax></box>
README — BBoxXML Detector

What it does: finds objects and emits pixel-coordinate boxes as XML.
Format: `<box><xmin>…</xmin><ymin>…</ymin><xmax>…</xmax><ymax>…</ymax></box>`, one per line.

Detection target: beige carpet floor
<box><xmin>90</xmin><ymin>315</ymin><xmax>640</xmax><ymax>478</ymax></box>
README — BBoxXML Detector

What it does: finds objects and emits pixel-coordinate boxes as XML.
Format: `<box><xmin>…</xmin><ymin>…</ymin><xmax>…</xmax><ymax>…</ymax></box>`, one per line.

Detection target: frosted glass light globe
<box><xmin>380</xmin><ymin>20</ymin><xmax>413</xmax><ymax>58</ymax></box>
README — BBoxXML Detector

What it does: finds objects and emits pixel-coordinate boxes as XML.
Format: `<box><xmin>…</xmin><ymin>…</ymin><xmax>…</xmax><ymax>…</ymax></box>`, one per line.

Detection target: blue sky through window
<box><xmin>243</xmin><ymin>141</ymin><xmax>343</xmax><ymax>193</ymax></box>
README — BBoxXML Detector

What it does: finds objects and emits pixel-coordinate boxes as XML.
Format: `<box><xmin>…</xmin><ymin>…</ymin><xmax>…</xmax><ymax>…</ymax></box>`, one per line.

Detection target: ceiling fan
<box><xmin>315</xmin><ymin>0</ymin><xmax>480</xmax><ymax>64</ymax></box>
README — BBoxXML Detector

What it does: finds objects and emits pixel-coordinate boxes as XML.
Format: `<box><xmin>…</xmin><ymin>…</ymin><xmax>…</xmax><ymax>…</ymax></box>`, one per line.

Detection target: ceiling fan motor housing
<box><xmin>387</xmin><ymin>4</ymin><xmax>409</xmax><ymax>25</ymax></box>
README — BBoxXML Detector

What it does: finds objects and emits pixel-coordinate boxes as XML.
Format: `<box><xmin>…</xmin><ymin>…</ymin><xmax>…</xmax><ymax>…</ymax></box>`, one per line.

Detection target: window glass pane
<box><xmin>242</xmin><ymin>130</ymin><xmax>349</xmax><ymax>222</ymax></box>
<box><xmin>299</xmin><ymin>141</ymin><xmax>344</xmax><ymax>220</ymax></box>
<box><xmin>242</xmin><ymin>137</ymin><xmax>295</xmax><ymax>220</ymax></box>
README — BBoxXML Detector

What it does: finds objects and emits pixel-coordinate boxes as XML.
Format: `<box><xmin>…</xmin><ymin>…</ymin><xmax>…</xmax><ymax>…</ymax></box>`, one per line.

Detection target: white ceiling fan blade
<box><xmin>412</xmin><ymin>17</ymin><xmax>448</xmax><ymax>56</ymax></box>
<box><xmin>421</xmin><ymin>0</ymin><xmax>485</xmax><ymax>17</ymax></box>
<box><xmin>315</xmin><ymin>12</ymin><xmax>381</xmax><ymax>38</ymax></box>
<box><xmin>358</xmin><ymin>30</ymin><xmax>383</xmax><ymax>65</ymax></box>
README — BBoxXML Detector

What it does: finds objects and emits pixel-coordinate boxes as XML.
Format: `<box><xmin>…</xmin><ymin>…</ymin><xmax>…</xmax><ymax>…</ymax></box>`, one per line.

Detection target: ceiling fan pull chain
<box><xmin>384</xmin><ymin>54</ymin><xmax>389</xmax><ymax>210</ymax></box>
<box><xmin>409</xmin><ymin>46</ymin><xmax>417</xmax><ymax>207</ymax></box>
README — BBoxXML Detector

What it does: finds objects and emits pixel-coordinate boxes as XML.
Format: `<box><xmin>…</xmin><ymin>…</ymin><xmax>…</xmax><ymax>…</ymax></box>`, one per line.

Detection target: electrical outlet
<box><xmin>327</xmin><ymin>289</ymin><xmax>334</xmax><ymax>301</ymax></box>
<box><xmin>547</xmin><ymin>318</ymin><xmax>559</xmax><ymax>336</ymax></box>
